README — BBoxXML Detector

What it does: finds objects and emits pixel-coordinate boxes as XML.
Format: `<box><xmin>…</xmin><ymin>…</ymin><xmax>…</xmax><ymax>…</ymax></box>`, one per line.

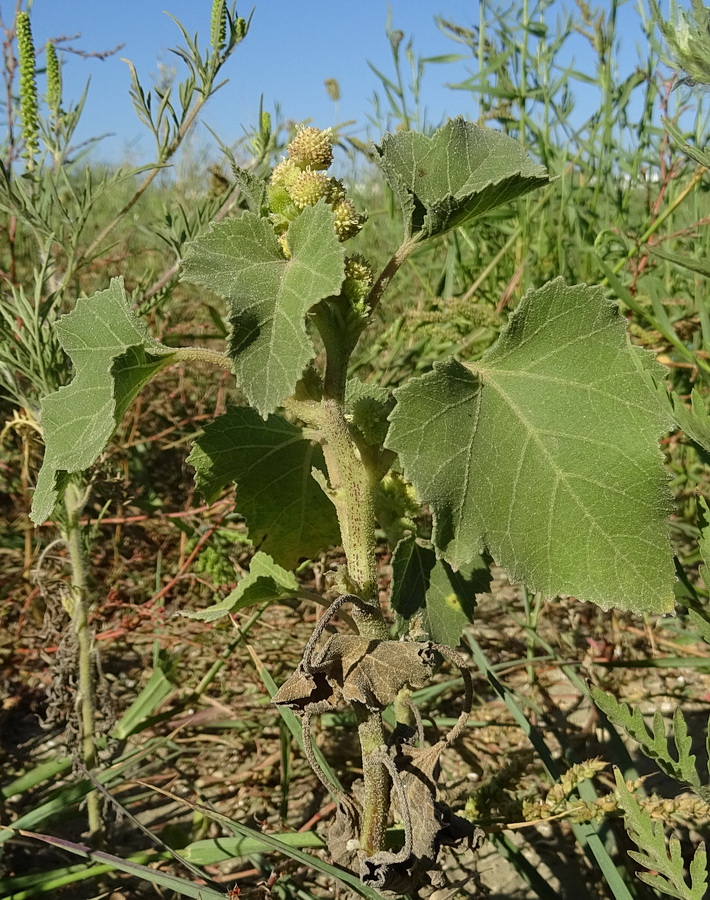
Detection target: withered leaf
<box><xmin>316</xmin><ymin>636</ymin><xmax>438</xmax><ymax>710</ymax></box>
<box><xmin>271</xmin><ymin>664</ymin><xmax>334</xmax><ymax>711</ymax></box>
<box><xmin>327</xmin><ymin>802</ymin><xmax>361</xmax><ymax>872</ymax></box>
<box><xmin>361</xmin><ymin>742</ymin><xmax>483</xmax><ymax>896</ymax></box>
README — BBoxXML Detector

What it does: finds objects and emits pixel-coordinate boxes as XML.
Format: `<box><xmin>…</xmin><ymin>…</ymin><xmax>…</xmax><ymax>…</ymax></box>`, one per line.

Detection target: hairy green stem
<box><xmin>365</xmin><ymin>238</ymin><xmax>416</xmax><ymax>317</ymax></box>
<box><xmin>63</xmin><ymin>481</ymin><xmax>102</xmax><ymax>841</ymax></box>
<box><xmin>314</xmin><ymin>399</ymin><xmax>385</xmax><ymax>626</ymax></box>
<box><xmin>170</xmin><ymin>346</ymin><xmax>232</xmax><ymax>370</ymax></box>
<box><xmin>308</xmin><ymin>400</ymin><xmax>392</xmax><ymax>855</ymax></box>
<box><xmin>356</xmin><ymin>706</ymin><xmax>391</xmax><ymax>856</ymax></box>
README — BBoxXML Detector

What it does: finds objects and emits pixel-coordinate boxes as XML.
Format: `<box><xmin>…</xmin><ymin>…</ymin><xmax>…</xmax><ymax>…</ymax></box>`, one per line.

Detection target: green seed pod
<box><xmin>342</xmin><ymin>254</ymin><xmax>374</xmax><ymax>306</ymax></box>
<box><xmin>235</xmin><ymin>17</ymin><xmax>247</xmax><ymax>41</ymax></box>
<box><xmin>210</xmin><ymin>0</ymin><xmax>227</xmax><ymax>52</ymax></box>
<box><xmin>270</xmin><ymin>157</ymin><xmax>300</xmax><ymax>190</ymax></box>
<box><xmin>289</xmin><ymin>169</ymin><xmax>331</xmax><ymax>208</ymax></box>
<box><xmin>45</xmin><ymin>41</ymin><xmax>61</xmax><ymax>114</ymax></box>
<box><xmin>17</xmin><ymin>12</ymin><xmax>39</xmax><ymax>167</ymax></box>
<box><xmin>324</xmin><ymin>177</ymin><xmax>346</xmax><ymax>205</ymax></box>
<box><xmin>288</xmin><ymin>126</ymin><xmax>333</xmax><ymax>171</ymax></box>
<box><xmin>332</xmin><ymin>198</ymin><xmax>366</xmax><ymax>241</ymax></box>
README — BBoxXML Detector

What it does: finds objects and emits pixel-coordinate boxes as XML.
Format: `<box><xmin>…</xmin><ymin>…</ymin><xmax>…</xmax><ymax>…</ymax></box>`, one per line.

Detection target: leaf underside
<box><xmin>386</xmin><ymin>278</ymin><xmax>676</xmax><ymax>614</ymax></box>
<box><xmin>374</xmin><ymin>117</ymin><xmax>552</xmax><ymax>241</ymax></box>
<box><xmin>31</xmin><ymin>278</ymin><xmax>175</xmax><ymax>524</ymax></box>
<box><xmin>188</xmin><ymin>406</ymin><xmax>340</xmax><ymax>569</ymax></box>
<box><xmin>180</xmin><ymin>201</ymin><xmax>344</xmax><ymax>416</ymax></box>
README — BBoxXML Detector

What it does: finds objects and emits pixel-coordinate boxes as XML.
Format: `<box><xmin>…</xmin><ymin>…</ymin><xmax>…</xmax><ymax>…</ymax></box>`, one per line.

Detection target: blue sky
<box><xmin>20</xmin><ymin>1</ymin><xmax>657</xmax><ymax>166</ymax></box>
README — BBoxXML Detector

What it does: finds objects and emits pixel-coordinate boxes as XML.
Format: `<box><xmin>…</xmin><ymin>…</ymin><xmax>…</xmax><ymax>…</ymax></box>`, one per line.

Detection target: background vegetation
<box><xmin>1</xmin><ymin>0</ymin><xmax>709</xmax><ymax>897</ymax></box>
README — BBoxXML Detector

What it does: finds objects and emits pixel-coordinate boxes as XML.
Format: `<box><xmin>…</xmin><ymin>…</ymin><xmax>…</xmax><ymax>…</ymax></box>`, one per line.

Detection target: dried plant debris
<box><xmin>273</xmin><ymin>594</ymin><xmax>485</xmax><ymax>896</ymax></box>
<box><xmin>273</xmin><ymin>635</ymin><xmax>438</xmax><ymax>711</ymax></box>
<box><xmin>361</xmin><ymin>741</ymin><xmax>485</xmax><ymax>896</ymax></box>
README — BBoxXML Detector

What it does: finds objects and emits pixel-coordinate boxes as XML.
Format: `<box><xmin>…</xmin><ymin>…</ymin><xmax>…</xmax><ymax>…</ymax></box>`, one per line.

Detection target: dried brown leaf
<box><xmin>271</xmin><ymin>664</ymin><xmax>334</xmax><ymax>710</ymax></box>
<box><xmin>317</xmin><ymin>636</ymin><xmax>438</xmax><ymax>710</ymax></box>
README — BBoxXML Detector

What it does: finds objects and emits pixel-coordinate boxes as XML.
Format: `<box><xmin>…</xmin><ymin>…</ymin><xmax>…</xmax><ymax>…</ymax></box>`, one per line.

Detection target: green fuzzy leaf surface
<box><xmin>181</xmin><ymin>202</ymin><xmax>344</xmax><ymax>416</ymax></box>
<box><xmin>186</xmin><ymin>551</ymin><xmax>299</xmax><ymax>621</ymax></box>
<box><xmin>188</xmin><ymin>406</ymin><xmax>340</xmax><ymax>569</ymax></box>
<box><xmin>386</xmin><ymin>279</ymin><xmax>676</xmax><ymax>614</ymax></box>
<box><xmin>374</xmin><ymin>117</ymin><xmax>551</xmax><ymax>241</ymax></box>
<box><xmin>390</xmin><ymin>533</ymin><xmax>489</xmax><ymax>647</ymax></box>
<box><xmin>31</xmin><ymin>278</ymin><xmax>175</xmax><ymax>524</ymax></box>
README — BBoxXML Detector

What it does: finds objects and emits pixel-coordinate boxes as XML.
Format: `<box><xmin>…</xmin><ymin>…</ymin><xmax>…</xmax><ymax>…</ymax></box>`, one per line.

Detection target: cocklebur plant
<box><xmin>28</xmin><ymin>118</ymin><xmax>710</xmax><ymax>895</ymax></box>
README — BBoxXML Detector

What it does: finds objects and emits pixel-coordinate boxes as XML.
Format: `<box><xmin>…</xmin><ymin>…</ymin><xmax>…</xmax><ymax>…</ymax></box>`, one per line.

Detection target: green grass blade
<box><xmin>3</xmin><ymin>831</ymin><xmax>225</xmax><ymax>900</ymax></box>
<box><xmin>0</xmin><ymin>851</ymin><xmax>168</xmax><ymax>900</ymax></box>
<box><xmin>181</xmin><ymin>831</ymin><xmax>326</xmax><ymax>865</ymax></box>
<box><xmin>465</xmin><ymin>634</ymin><xmax>637</xmax><ymax>900</ymax></box>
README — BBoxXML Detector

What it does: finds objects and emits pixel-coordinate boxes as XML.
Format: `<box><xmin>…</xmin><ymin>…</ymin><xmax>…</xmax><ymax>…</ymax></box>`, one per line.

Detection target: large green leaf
<box><xmin>373</xmin><ymin>117</ymin><xmax>551</xmax><ymax>241</ymax></box>
<box><xmin>181</xmin><ymin>202</ymin><xmax>344</xmax><ymax>416</ymax></box>
<box><xmin>188</xmin><ymin>407</ymin><xmax>340</xmax><ymax>569</ymax></box>
<box><xmin>185</xmin><ymin>551</ymin><xmax>299</xmax><ymax>621</ymax></box>
<box><xmin>30</xmin><ymin>279</ymin><xmax>175</xmax><ymax>524</ymax></box>
<box><xmin>386</xmin><ymin>279</ymin><xmax>676</xmax><ymax>614</ymax></box>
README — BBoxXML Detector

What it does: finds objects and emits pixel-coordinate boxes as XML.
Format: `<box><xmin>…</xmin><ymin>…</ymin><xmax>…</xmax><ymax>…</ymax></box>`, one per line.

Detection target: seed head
<box><xmin>332</xmin><ymin>198</ymin><xmax>366</xmax><ymax>241</ymax></box>
<box><xmin>210</xmin><ymin>0</ymin><xmax>227</xmax><ymax>53</ymax></box>
<box><xmin>270</xmin><ymin>158</ymin><xmax>300</xmax><ymax>190</ymax></box>
<box><xmin>324</xmin><ymin>177</ymin><xmax>346</xmax><ymax>204</ymax></box>
<box><xmin>289</xmin><ymin>169</ymin><xmax>332</xmax><ymax>208</ymax></box>
<box><xmin>45</xmin><ymin>42</ymin><xmax>61</xmax><ymax>114</ymax></box>
<box><xmin>288</xmin><ymin>126</ymin><xmax>333</xmax><ymax>171</ymax></box>
<box><xmin>342</xmin><ymin>254</ymin><xmax>374</xmax><ymax>306</ymax></box>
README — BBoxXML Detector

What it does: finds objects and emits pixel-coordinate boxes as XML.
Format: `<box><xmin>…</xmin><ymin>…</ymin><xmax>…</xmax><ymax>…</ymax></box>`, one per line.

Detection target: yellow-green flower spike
<box><xmin>210</xmin><ymin>0</ymin><xmax>227</xmax><ymax>52</ymax></box>
<box><xmin>17</xmin><ymin>12</ymin><xmax>39</xmax><ymax>169</ymax></box>
<box><xmin>289</xmin><ymin>170</ymin><xmax>332</xmax><ymax>208</ymax></box>
<box><xmin>46</xmin><ymin>42</ymin><xmax>61</xmax><ymax>115</ymax></box>
<box><xmin>235</xmin><ymin>17</ymin><xmax>247</xmax><ymax>41</ymax></box>
<box><xmin>332</xmin><ymin>198</ymin><xmax>366</xmax><ymax>241</ymax></box>
<box><xmin>288</xmin><ymin>126</ymin><xmax>333</xmax><ymax>171</ymax></box>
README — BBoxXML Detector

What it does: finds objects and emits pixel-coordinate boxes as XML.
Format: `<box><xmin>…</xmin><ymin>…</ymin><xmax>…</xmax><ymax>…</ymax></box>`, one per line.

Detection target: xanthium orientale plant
<box><xmin>29</xmin><ymin>118</ymin><xmax>708</xmax><ymax>896</ymax></box>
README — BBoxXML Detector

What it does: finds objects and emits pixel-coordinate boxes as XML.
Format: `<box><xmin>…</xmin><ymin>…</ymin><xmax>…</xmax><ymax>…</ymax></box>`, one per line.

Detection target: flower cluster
<box><xmin>267</xmin><ymin>126</ymin><xmax>366</xmax><ymax>247</ymax></box>
<box><xmin>17</xmin><ymin>12</ymin><xmax>39</xmax><ymax>168</ymax></box>
<box><xmin>46</xmin><ymin>42</ymin><xmax>61</xmax><ymax>115</ymax></box>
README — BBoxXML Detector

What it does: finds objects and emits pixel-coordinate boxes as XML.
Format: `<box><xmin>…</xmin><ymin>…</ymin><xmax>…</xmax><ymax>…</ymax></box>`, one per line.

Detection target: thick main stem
<box><xmin>311</xmin><ymin>398</ymin><xmax>391</xmax><ymax>852</ymax></box>
<box><xmin>316</xmin><ymin>399</ymin><xmax>385</xmax><ymax>625</ymax></box>
<box><xmin>63</xmin><ymin>481</ymin><xmax>102</xmax><ymax>841</ymax></box>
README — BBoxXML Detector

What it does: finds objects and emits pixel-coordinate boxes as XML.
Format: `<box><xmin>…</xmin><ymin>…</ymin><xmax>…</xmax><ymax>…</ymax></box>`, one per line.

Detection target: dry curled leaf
<box><xmin>317</xmin><ymin>636</ymin><xmax>438</xmax><ymax>709</ymax></box>
<box><xmin>360</xmin><ymin>742</ymin><xmax>484</xmax><ymax>896</ymax></box>
<box><xmin>327</xmin><ymin>802</ymin><xmax>361</xmax><ymax>871</ymax></box>
<box><xmin>271</xmin><ymin>663</ymin><xmax>335</xmax><ymax>710</ymax></box>
<box><xmin>273</xmin><ymin>637</ymin><xmax>438</xmax><ymax>712</ymax></box>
